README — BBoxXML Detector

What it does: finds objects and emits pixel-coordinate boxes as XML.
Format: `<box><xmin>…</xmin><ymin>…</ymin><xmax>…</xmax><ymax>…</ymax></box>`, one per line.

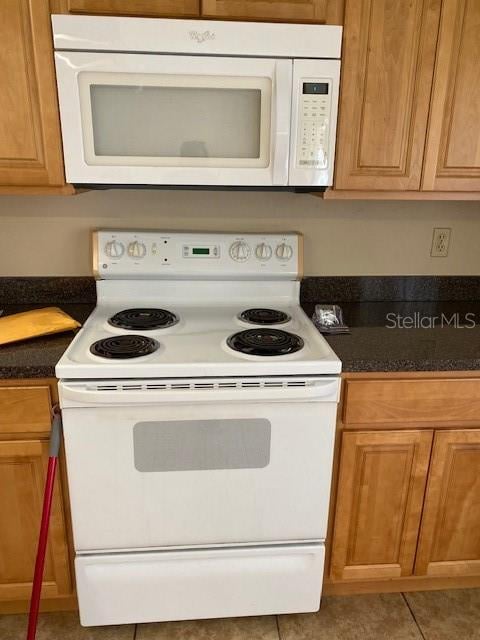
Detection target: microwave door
<box><xmin>54</xmin><ymin>52</ymin><xmax>292</xmax><ymax>186</ymax></box>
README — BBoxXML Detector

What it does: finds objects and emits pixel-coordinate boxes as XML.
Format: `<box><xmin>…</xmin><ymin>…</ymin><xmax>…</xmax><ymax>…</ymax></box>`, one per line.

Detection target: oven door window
<box><xmin>79</xmin><ymin>72</ymin><xmax>271</xmax><ymax>168</ymax></box>
<box><xmin>133</xmin><ymin>419</ymin><xmax>271</xmax><ymax>472</ymax></box>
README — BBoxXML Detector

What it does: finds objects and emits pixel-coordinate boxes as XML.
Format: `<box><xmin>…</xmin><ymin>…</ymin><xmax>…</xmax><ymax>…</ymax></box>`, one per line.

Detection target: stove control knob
<box><xmin>128</xmin><ymin>241</ymin><xmax>147</xmax><ymax>259</ymax></box>
<box><xmin>275</xmin><ymin>242</ymin><xmax>293</xmax><ymax>261</ymax></box>
<box><xmin>255</xmin><ymin>242</ymin><xmax>272</xmax><ymax>261</ymax></box>
<box><xmin>229</xmin><ymin>240</ymin><xmax>250</xmax><ymax>262</ymax></box>
<box><xmin>104</xmin><ymin>240</ymin><xmax>124</xmax><ymax>259</ymax></box>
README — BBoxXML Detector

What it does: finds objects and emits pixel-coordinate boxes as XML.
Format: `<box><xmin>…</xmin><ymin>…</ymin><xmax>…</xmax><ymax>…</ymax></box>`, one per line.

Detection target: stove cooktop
<box><xmin>58</xmin><ymin>302</ymin><xmax>341</xmax><ymax>379</ymax></box>
<box><xmin>56</xmin><ymin>229</ymin><xmax>341</xmax><ymax>379</ymax></box>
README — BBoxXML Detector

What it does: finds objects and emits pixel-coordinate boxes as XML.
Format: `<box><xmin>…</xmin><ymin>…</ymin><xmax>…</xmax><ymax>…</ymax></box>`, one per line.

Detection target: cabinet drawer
<box><xmin>0</xmin><ymin>386</ymin><xmax>52</xmax><ymax>433</ymax></box>
<box><xmin>343</xmin><ymin>378</ymin><xmax>480</xmax><ymax>425</ymax></box>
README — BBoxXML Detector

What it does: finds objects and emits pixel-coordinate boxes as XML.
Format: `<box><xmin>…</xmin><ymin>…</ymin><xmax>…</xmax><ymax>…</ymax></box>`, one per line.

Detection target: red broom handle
<box><xmin>26</xmin><ymin>407</ymin><xmax>62</xmax><ymax>640</ymax></box>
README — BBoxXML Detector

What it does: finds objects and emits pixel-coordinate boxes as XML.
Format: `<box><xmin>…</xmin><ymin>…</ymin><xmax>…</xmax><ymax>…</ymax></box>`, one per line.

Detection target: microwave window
<box><xmin>90</xmin><ymin>84</ymin><xmax>263</xmax><ymax>160</ymax></box>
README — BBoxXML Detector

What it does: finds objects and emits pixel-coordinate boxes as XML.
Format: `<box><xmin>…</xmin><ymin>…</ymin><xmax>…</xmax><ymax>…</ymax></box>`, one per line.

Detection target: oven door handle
<box><xmin>59</xmin><ymin>378</ymin><xmax>340</xmax><ymax>406</ymax></box>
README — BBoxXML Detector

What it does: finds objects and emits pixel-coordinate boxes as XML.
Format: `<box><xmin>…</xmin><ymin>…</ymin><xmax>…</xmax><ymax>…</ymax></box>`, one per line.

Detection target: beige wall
<box><xmin>0</xmin><ymin>189</ymin><xmax>479</xmax><ymax>276</ymax></box>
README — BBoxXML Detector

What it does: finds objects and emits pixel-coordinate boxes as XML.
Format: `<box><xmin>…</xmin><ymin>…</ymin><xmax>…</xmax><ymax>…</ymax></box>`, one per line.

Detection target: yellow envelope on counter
<box><xmin>0</xmin><ymin>307</ymin><xmax>81</xmax><ymax>346</ymax></box>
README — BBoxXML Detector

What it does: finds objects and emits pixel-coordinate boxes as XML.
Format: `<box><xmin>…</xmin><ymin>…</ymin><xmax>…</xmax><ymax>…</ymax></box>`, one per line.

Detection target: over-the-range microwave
<box><xmin>52</xmin><ymin>16</ymin><xmax>342</xmax><ymax>189</ymax></box>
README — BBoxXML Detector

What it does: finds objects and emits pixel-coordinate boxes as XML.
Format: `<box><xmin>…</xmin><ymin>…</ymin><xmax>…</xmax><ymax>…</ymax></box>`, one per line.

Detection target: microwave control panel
<box><xmin>297</xmin><ymin>81</ymin><xmax>331</xmax><ymax>170</ymax></box>
<box><xmin>289</xmin><ymin>59</ymin><xmax>340</xmax><ymax>186</ymax></box>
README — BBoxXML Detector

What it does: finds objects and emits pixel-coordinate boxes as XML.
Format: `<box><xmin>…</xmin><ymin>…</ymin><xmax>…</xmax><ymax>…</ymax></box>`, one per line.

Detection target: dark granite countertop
<box><xmin>0</xmin><ymin>304</ymin><xmax>94</xmax><ymax>379</ymax></box>
<box><xmin>303</xmin><ymin>301</ymin><xmax>480</xmax><ymax>372</ymax></box>
<box><xmin>1</xmin><ymin>275</ymin><xmax>480</xmax><ymax>377</ymax></box>
<box><xmin>1</xmin><ymin>301</ymin><xmax>480</xmax><ymax>378</ymax></box>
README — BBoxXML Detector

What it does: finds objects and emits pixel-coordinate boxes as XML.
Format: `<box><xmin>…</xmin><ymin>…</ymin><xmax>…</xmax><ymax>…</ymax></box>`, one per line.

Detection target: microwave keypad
<box><xmin>298</xmin><ymin>92</ymin><xmax>330</xmax><ymax>169</ymax></box>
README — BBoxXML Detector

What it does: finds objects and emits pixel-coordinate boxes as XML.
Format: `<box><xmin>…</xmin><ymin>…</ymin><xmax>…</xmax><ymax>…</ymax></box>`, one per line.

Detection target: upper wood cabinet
<box><xmin>52</xmin><ymin>0</ymin><xmax>343</xmax><ymax>22</ymax></box>
<box><xmin>421</xmin><ymin>0</ymin><xmax>480</xmax><ymax>191</ymax></box>
<box><xmin>334</xmin><ymin>0</ymin><xmax>441</xmax><ymax>191</ymax></box>
<box><xmin>415</xmin><ymin>429</ymin><xmax>480</xmax><ymax>577</ymax></box>
<box><xmin>201</xmin><ymin>0</ymin><xmax>344</xmax><ymax>24</ymax></box>
<box><xmin>330</xmin><ymin>429</ymin><xmax>433</xmax><ymax>581</ymax></box>
<box><xmin>0</xmin><ymin>0</ymin><xmax>66</xmax><ymax>189</ymax></box>
<box><xmin>50</xmin><ymin>0</ymin><xmax>200</xmax><ymax>17</ymax></box>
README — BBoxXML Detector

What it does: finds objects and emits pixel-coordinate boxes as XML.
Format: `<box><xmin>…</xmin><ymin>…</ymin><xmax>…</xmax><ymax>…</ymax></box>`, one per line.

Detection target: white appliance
<box><xmin>56</xmin><ymin>230</ymin><xmax>341</xmax><ymax>627</ymax></box>
<box><xmin>52</xmin><ymin>17</ymin><xmax>342</xmax><ymax>188</ymax></box>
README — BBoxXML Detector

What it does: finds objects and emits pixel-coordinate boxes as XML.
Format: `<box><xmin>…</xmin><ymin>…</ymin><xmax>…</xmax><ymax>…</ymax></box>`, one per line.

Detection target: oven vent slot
<box><xmin>88</xmin><ymin>379</ymin><xmax>311</xmax><ymax>392</ymax></box>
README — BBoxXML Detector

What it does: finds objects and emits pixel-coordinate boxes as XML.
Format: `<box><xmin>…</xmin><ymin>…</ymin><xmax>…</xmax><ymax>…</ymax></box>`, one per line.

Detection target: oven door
<box><xmin>59</xmin><ymin>378</ymin><xmax>339</xmax><ymax>552</ymax></box>
<box><xmin>54</xmin><ymin>52</ymin><xmax>292</xmax><ymax>186</ymax></box>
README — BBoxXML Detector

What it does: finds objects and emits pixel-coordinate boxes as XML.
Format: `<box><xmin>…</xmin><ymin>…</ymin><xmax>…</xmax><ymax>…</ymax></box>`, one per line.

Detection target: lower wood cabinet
<box><xmin>0</xmin><ymin>439</ymin><xmax>71</xmax><ymax>601</ymax></box>
<box><xmin>0</xmin><ymin>379</ymin><xmax>74</xmax><ymax>613</ymax></box>
<box><xmin>329</xmin><ymin>374</ymin><xmax>480</xmax><ymax>592</ymax></box>
<box><xmin>330</xmin><ymin>430</ymin><xmax>432</xmax><ymax>581</ymax></box>
<box><xmin>415</xmin><ymin>429</ymin><xmax>480</xmax><ymax>577</ymax></box>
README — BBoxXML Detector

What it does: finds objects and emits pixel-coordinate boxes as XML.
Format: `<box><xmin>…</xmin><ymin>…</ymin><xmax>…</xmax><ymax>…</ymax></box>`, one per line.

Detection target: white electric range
<box><xmin>56</xmin><ymin>230</ymin><xmax>341</xmax><ymax>627</ymax></box>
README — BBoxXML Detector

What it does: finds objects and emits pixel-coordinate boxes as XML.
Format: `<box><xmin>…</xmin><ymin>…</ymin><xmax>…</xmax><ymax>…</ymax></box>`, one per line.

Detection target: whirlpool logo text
<box><xmin>189</xmin><ymin>30</ymin><xmax>216</xmax><ymax>43</ymax></box>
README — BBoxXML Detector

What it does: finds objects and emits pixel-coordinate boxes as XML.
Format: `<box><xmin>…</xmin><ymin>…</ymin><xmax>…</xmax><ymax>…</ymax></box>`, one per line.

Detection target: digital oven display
<box><xmin>192</xmin><ymin>248</ymin><xmax>210</xmax><ymax>255</ymax></box>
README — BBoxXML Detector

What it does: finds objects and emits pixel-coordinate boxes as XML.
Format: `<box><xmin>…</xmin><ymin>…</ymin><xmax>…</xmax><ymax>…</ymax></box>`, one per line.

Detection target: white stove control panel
<box><xmin>94</xmin><ymin>230</ymin><xmax>302</xmax><ymax>280</ymax></box>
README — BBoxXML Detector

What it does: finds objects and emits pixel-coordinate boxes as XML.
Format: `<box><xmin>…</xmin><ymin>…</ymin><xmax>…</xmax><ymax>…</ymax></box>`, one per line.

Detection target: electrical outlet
<box><xmin>431</xmin><ymin>228</ymin><xmax>451</xmax><ymax>257</ymax></box>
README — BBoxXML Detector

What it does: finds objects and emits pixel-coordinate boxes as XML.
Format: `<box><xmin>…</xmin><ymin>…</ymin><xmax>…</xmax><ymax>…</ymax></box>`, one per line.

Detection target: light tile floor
<box><xmin>1</xmin><ymin>589</ymin><xmax>479</xmax><ymax>640</ymax></box>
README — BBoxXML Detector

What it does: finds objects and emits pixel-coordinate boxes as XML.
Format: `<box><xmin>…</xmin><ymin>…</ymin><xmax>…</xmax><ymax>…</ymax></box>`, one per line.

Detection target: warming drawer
<box><xmin>75</xmin><ymin>543</ymin><xmax>325</xmax><ymax>626</ymax></box>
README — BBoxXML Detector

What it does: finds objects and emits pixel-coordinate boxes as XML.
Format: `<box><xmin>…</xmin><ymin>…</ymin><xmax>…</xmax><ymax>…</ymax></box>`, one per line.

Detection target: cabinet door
<box><xmin>422</xmin><ymin>0</ymin><xmax>480</xmax><ymax>191</ymax></box>
<box><xmin>0</xmin><ymin>1</ymin><xmax>65</xmax><ymax>187</ymax></box>
<box><xmin>330</xmin><ymin>430</ymin><xmax>432</xmax><ymax>581</ymax></box>
<box><xmin>50</xmin><ymin>0</ymin><xmax>200</xmax><ymax>17</ymax></box>
<box><xmin>415</xmin><ymin>429</ymin><xmax>480</xmax><ymax>577</ymax></box>
<box><xmin>0</xmin><ymin>440</ymin><xmax>71</xmax><ymax>601</ymax></box>
<box><xmin>201</xmin><ymin>0</ymin><xmax>344</xmax><ymax>24</ymax></box>
<box><xmin>334</xmin><ymin>0</ymin><xmax>441</xmax><ymax>190</ymax></box>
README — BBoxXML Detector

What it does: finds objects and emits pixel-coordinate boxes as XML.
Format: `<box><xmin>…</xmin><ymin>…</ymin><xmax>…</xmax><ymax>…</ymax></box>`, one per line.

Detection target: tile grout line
<box><xmin>401</xmin><ymin>592</ymin><xmax>427</xmax><ymax>640</ymax></box>
<box><xmin>133</xmin><ymin>623</ymin><xmax>138</xmax><ymax>640</ymax></box>
<box><xmin>275</xmin><ymin>615</ymin><xmax>283</xmax><ymax>640</ymax></box>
